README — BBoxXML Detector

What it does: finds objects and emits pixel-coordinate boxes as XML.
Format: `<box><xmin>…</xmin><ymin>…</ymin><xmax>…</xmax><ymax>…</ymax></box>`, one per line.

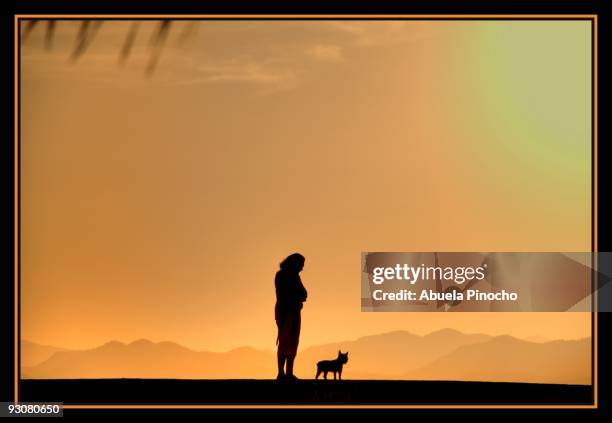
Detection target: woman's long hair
<box><xmin>279</xmin><ymin>253</ymin><xmax>305</xmax><ymax>272</ymax></box>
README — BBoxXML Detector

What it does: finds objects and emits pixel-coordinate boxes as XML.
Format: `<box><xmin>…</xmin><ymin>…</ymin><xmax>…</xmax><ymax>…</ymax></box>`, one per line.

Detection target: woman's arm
<box><xmin>297</xmin><ymin>277</ymin><xmax>308</xmax><ymax>302</ymax></box>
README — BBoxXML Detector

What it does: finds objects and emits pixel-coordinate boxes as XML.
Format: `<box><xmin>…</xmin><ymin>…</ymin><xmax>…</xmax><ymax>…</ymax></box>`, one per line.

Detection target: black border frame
<box><xmin>3</xmin><ymin>0</ymin><xmax>610</xmax><ymax>418</ymax></box>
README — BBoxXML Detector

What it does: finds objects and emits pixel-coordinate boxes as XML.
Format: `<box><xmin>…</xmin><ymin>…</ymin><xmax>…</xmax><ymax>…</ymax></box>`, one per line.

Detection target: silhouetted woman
<box><xmin>275</xmin><ymin>253</ymin><xmax>308</xmax><ymax>380</ymax></box>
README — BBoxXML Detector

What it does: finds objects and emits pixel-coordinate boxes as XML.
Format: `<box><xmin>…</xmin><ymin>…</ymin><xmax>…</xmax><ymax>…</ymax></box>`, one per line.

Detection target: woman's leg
<box><xmin>277</xmin><ymin>351</ymin><xmax>286</xmax><ymax>379</ymax></box>
<box><xmin>285</xmin><ymin>312</ymin><xmax>300</xmax><ymax>379</ymax></box>
<box><xmin>277</xmin><ymin>312</ymin><xmax>300</xmax><ymax>380</ymax></box>
<box><xmin>276</xmin><ymin>316</ymin><xmax>287</xmax><ymax>379</ymax></box>
<box><xmin>286</xmin><ymin>355</ymin><xmax>295</xmax><ymax>377</ymax></box>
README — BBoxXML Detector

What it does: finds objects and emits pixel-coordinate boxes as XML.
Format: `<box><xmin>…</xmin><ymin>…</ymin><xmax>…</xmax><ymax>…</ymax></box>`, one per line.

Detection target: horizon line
<box><xmin>21</xmin><ymin>328</ymin><xmax>592</xmax><ymax>354</ymax></box>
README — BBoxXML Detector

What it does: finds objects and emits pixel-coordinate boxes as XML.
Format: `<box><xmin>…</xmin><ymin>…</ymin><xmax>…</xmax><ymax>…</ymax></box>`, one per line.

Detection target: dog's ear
<box><xmin>338</xmin><ymin>349</ymin><xmax>341</xmax><ymax>355</ymax></box>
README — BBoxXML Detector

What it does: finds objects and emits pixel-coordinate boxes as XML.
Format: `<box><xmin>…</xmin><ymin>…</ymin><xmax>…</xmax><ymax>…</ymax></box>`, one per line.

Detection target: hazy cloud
<box><xmin>307</xmin><ymin>44</ymin><xmax>344</xmax><ymax>63</ymax></box>
<box><xmin>20</xmin><ymin>20</ymin><xmax>437</xmax><ymax>92</ymax></box>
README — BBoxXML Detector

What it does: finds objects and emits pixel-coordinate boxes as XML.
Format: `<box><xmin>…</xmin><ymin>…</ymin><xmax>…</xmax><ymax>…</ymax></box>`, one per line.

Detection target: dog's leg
<box><xmin>324</xmin><ymin>371</ymin><xmax>328</xmax><ymax>380</ymax></box>
<box><xmin>339</xmin><ymin>368</ymin><xmax>342</xmax><ymax>380</ymax></box>
<box><xmin>333</xmin><ymin>371</ymin><xmax>337</xmax><ymax>380</ymax></box>
<box><xmin>316</xmin><ymin>367</ymin><xmax>321</xmax><ymax>379</ymax></box>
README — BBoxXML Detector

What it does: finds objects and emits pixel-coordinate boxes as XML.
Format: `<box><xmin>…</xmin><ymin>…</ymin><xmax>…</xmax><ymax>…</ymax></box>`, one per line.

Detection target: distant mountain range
<box><xmin>404</xmin><ymin>335</ymin><xmax>590</xmax><ymax>385</ymax></box>
<box><xmin>21</xmin><ymin>330</ymin><xmax>591</xmax><ymax>385</ymax></box>
<box><xmin>22</xmin><ymin>340</ymin><xmax>66</xmax><ymax>368</ymax></box>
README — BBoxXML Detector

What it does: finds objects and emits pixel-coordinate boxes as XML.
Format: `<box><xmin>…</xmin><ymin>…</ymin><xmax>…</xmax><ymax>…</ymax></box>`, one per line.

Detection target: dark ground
<box><xmin>19</xmin><ymin>379</ymin><xmax>593</xmax><ymax>406</ymax></box>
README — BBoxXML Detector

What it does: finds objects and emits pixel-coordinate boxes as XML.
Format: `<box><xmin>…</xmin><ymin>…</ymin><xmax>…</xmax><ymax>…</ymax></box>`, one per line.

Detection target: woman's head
<box><xmin>280</xmin><ymin>253</ymin><xmax>305</xmax><ymax>272</ymax></box>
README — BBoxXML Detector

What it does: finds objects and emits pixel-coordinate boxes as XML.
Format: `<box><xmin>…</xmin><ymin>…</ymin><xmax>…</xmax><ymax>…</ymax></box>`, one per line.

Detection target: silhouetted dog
<box><xmin>316</xmin><ymin>350</ymin><xmax>349</xmax><ymax>380</ymax></box>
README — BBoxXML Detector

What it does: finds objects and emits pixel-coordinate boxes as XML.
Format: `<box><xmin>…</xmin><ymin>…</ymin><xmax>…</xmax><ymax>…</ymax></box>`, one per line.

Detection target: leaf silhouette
<box><xmin>71</xmin><ymin>20</ymin><xmax>103</xmax><ymax>61</ymax></box>
<box><xmin>21</xmin><ymin>20</ymin><xmax>38</xmax><ymax>43</ymax></box>
<box><xmin>119</xmin><ymin>21</ymin><xmax>140</xmax><ymax>66</ymax></box>
<box><xmin>44</xmin><ymin>20</ymin><xmax>56</xmax><ymax>50</ymax></box>
<box><xmin>146</xmin><ymin>20</ymin><xmax>172</xmax><ymax>76</ymax></box>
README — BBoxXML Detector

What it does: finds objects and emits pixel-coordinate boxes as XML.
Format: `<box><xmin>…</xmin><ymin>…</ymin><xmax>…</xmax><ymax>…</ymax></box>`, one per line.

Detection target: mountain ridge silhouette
<box><xmin>22</xmin><ymin>330</ymin><xmax>591</xmax><ymax>384</ymax></box>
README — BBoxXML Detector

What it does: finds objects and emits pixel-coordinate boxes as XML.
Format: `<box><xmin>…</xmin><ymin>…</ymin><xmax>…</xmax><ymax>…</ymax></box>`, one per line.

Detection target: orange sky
<box><xmin>20</xmin><ymin>20</ymin><xmax>592</xmax><ymax>351</ymax></box>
